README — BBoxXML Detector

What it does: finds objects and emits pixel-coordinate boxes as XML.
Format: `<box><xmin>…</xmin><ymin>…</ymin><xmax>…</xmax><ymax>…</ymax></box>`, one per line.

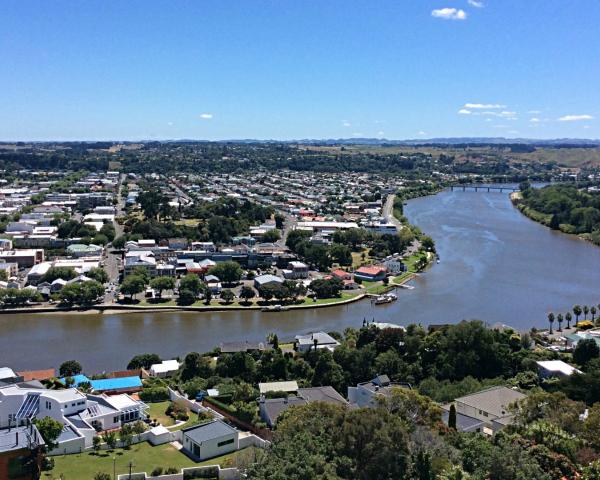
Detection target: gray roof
<box><xmin>254</xmin><ymin>274</ymin><xmax>284</xmax><ymax>285</ymax></box>
<box><xmin>441</xmin><ymin>410</ymin><xmax>486</xmax><ymax>432</ymax></box>
<box><xmin>56</xmin><ymin>424</ymin><xmax>81</xmax><ymax>443</ymax></box>
<box><xmin>0</xmin><ymin>425</ymin><xmax>44</xmax><ymax>453</ymax></box>
<box><xmin>261</xmin><ymin>396</ymin><xmax>307</xmax><ymax>426</ymax></box>
<box><xmin>219</xmin><ymin>341</ymin><xmax>267</xmax><ymax>353</ymax></box>
<box><xmin>297</xmin><ymin>387</ymin><xmax>348</xmax><ymax>405</ymax></box>
<box><xmin>183</xmin><ymin>420</ymin><xmax>237</xmax><ymax>444</ymax></box>
<box><xmin>455</xmin><ymin>386</ymin><xmax>526</xmax><ymax>417</ymax></box>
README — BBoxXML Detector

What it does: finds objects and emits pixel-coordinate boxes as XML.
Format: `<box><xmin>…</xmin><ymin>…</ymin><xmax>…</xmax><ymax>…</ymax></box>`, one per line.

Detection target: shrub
<box><xmin>139</xmin><ymin>387</ymin><xmax>169</xmax><ymax>402</ymax></box>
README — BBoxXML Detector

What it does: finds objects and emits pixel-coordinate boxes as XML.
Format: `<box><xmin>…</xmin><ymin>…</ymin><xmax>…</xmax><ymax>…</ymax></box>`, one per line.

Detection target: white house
<box><xmin>536</xmin><ymin>360</ymin><xmax>582</xmax><ymax>379</ymax></box>
<box><xmin>149</xmin><ymin>360</ymin><xmax>180</xmax><ymax>378</ymax></box>
<box><xmin>347</xmin><ymin>375</ymin><xmax>405</xmax><ymax>408</ymax></box>
<box><xmin>295</xmin><ymin>331</ymin><xmax>340</xmax><ymax>353</ymax></box>
<box><xmin>182</xmin><ymin>420</ymin><xmax>239</xmax><ymax>461</ymax></box>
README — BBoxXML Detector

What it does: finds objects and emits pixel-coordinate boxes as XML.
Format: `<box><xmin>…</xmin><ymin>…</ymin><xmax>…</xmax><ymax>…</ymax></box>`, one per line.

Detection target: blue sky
<box><xmin>1</xmin><ymin>0</ymin><xmax>599</xmax><ymax>140</ymax></box>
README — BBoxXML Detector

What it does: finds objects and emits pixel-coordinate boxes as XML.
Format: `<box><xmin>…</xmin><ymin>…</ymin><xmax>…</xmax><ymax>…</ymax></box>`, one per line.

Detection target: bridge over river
<box><xmin>450</xmin><ymin>184</ymin><xmax>519</xmax><ymax>193</ymax></box>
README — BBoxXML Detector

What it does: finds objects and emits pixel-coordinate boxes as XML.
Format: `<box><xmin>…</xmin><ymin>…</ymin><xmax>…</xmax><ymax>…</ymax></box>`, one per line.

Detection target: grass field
<box><xmin>46</xmin><ymin>443</ymin><xmax>246</xmax><ymax>479</ymax></box>
<box><xmin>146</xmin><ymin>401</ymin><xmax>175</xmax><ymax>427</ymax></box>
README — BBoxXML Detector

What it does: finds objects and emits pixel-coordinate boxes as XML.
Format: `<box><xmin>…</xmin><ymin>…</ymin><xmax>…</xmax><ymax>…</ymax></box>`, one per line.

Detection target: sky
<box><xmin>1</xmin><ymin>0</ymin><xmax>599</xmax><ymax>141</ymax></box>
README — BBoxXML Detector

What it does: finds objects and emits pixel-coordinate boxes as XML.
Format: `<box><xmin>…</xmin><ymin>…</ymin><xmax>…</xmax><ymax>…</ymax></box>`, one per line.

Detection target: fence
<box><xmin>117</xmin><ymin>464</ymin><xmax>240</xmax><ymax>480</ymax></box>
<box><xmin>201</xmin><ymin>398</ymin><xmax>273</xmax><ymax>441</ymax></box>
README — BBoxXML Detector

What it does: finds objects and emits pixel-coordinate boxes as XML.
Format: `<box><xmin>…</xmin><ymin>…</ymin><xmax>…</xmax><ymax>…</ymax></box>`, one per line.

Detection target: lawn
<box><xmin>364</xmin><ymin>282</ymin><xmax>391</xmax><ymax>295</ymax></box>
<box><xmin>46</xmin><ymin>443</ymin><xmax>246</xmax><ymax>479</ymax></box>
<box><xmin>296</xmin><ymin>292</ymin><xmax>359</xmax><ymax>306</ymax></box>
<box><xmin>351</xmin><ymin>250</ymin><xmax>372</xmax><ymax>269</ymax></box>
<box><xmin>146</xmin><ymin>401</ymin><xmax>175</xmax><ymax>427</ymax></box>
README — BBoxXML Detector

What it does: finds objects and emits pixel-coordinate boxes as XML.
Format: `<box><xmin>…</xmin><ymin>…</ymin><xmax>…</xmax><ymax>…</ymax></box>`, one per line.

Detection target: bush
<box><xmin>151</xmin><ymin>467</ymin><xmax>163</xmax><ymax>476</ymax></box>
<box><xmin>166</xmin><ymin>401</ymin><xmax>189</xmax><ymax>421</ymax></box>
<box><xmin>139</xmin><ymin>387</ymin><xmax>169</xmax><ymax>402</ymax></box>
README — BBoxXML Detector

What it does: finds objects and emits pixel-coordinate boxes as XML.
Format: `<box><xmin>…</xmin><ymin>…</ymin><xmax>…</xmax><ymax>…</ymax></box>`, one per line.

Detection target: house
<box><xmin>182</xmin><ymin>420</ymin><xmax>239</xmax><ymax>461</ymax></box>
<box><xmin>204</xmin><ymin>275</ymin><xmax>222</xmax><ymax>294</ymax></box>
<box><xmin>383</xmin><ymin>257</ymin><xmax>406</xmax><ymax>275</ymax></box>
<box><xmin>149</xmin><ymin>360</ymin><xmax>180</xmax><ymax>378</ymax></box>
<box><xmin>124</xmin><ymin>252</ymin><xmax>157</xmax><ymax>277</ymax></box>
<box><xmin>0</xmin><ymin>250</ymin><xmax>44</xmax><ymax>268</ymax></box>
<box><xmin>442</xmin><ymin>386</ymin><xmax>527</xmax><ymax>435</ymax></box>
<box><xmin>0</xmin><ymin>424</ymin><xmax>44</xmax><ymax>480</ymax></box>
<box><xmin>536</xmin><ymin>360</ymin><xmax>582</xmax><ymax>379</ymax></box>
<box><xmin>254</xmin><ymin>274</ymin><xmax>284</xmax><ymax>290</ymax></box>
<box><xmin>354</xmin><ymin>265</ymin><xmax>387</xmax><ymax>281</ymax></box>
<box><xmin>295</xmin><ymin>331</ymin><xmax>340</xmax><ymax>353</ymax></box>
<box><xmin>282</xmin><ymin>261</ymin><xmax>309</xmax><ymax>280</ymax></box>
<box><xmin>364</xmin><ymin>219</ymin><xmax>398</xmax><ymax>235</ymax></box>
<box><xmin>219</xmin><ymin>341</ymin><xmax>268</xmax><ymax>353</ymax></box>
<box><xmin>0</xmin><ymin>261</ymin><xmax>18</xmax><ymax>278</ymax></box>
<box><xmin>259</xmin><ymin>386</ymin><xmax>348</xmax><ymax>428</ymax></box>
<box><xmin>167</xmin><ymin>238</ymin><xmax>188</xmax><ymax>250</ymax></box>
<box><xmin>347</xmin><ymin>375</ymin><xmax>410</xmax><ymax>408</ymax></box>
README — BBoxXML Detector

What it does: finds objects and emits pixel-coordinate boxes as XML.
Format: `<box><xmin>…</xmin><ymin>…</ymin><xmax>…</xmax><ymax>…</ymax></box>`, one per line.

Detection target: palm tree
<box><xmin>591</xmin><ymin>306</ymin><xmax>597</xmax><ymax>322</ymax></box>
<box><xmin>565</xmin><ymin>312</ymin><xmax>572</xmax><ymax>329</ymax></box>
<box><xmin>573</xmin><ymin>305</ymin><xmax>582</xmax><ymax>326</ymax></box>
<box><xmin>548</xmin><ymin>312</ymin><xmax>555</xmax><ymax>334</ymax></box>
<box><xmin>557</xmin><ymin>313</ymin><xmax>563</xmax><ymax>332</ymax></box>
<box><xmin>584</xmin><ymin>305</ymin><xmax>590</xmax><ymax>320</ymax></box>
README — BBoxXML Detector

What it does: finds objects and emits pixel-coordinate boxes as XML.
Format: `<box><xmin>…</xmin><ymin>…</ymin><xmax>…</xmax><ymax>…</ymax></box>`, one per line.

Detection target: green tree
<box><xmin>557</xmin><ymin>313</ymin><xmax>564</xmax><ymax>332</ymax></box>
<box><xmin>92</xmin><ymin>435</ymin><xmax>102</xmax><ymax>452</ymax></box>
<box><xmin>41</xmin><ymin>266</ymin><xmax>77</xmax><ymax>283</ymax></box>
<box><xmin>239</xmin><ymin>285</ymin><xmax>256</xmax><ymax>304</ymax></box>
<box><xmin>208</xmin><ymin>261</ymin><xmax>243</xmax><ymax>285</ymax></box>
<box><xmin>584</xmin><ymin>305</ymin><xmax>590</xmax><ymax>320</ymax></box>
<box><xmin>565</xmin><ymin>312</ymin><xmax>572</xmax><ymax>329</ymax></box>
<box><xmin>87</xmin><ymin>267</ymin><xmax>109</xmax><ymax>284</ymax></box>
<box><xmin>59</xmin><ymin>360</ymin><xmax>82</xmax><ymax>377</ymax></box>
<box><xmin>220</xmin><ymin>288</ymin><xmax>234</xmax><ymax>304</ymax></box>
<box><xmin>34</xmin><ymin>416</ymin><xmax>63</xmax><ymax>451</ymax></box>
<box><xmin>0</xmin><ymin>270</ymin><xmax>8</xmax><ymax>282</ymax></box>
<box><xmin>120</xmin><ymin>275</ymin><xmax>145</xmax><ymax>300</ymax></box>
<box><xmin>179</xmin><ymin>274</ymin><xmax>203</xmax><ymax>297</ymax></box>
<box><xmin>262</xmin><ymin>229</ymin><xmax>281</xmax><ymax>242</ymax></box>
<box><xmin>149</xmin><ymin>276</ymin><xmax>175</xmax><ymax>298</ymax></box>
<box><xmin>102</xmin><ymin>431</ymin><xmax>117</xmax><ymax>450</ymax></box>
<box><xmin>132</xmin><ymin>266</ymin><xmax>151</xmax><ymax>285</ymax></box>
<box><xmin>127</xmin><ymin>353</ymin><xmax>161</xmax><ymax>370</ymax></box>
<box><xmin>448</xmin><ymin>403</ymin><xmax>457</xmax><ymax>430</ymax></box>
<box><xmin>574</xmin><ymin>339</ymin><xmax>600</xmax><ymax>366</ymax></box>
<box><xmin>548</xmin><ymin>312</ymin><xmax>555</xmax><ymax>334</ymax></box>
<box><xmin>574</xmin><ymin>305</ymin><xmax>583</xmax><ymax>326</ymax></box>
<box><xmin>592</xmin><ymin>306</ymin><xmax>598</xmax><ymax>322</ymax></box>
<box><xmin>177</xmin><ymin>288</ymin><xmax>196</xmax><ymax>306</ymax></box>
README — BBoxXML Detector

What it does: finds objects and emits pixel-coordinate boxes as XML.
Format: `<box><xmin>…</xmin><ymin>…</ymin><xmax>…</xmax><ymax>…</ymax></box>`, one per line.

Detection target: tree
<box><xmin>274</xmin><ymin>213</ymin><xmax>285</xmax><ymax>229</ymax></box>
<box><xmin>102</xmin><ymin>431</ymin><xmax>117</xmax><ymax>450</ymax></box>
<box><xmin>180</xmin><ymin>352</ymin><xmax>212</xmax><ymax>381</ymax></box>
<box><xmin>92</xmin><ymin>435</ymin><xmax>102</xmax><ymax>453</ymax></box>
<box><xmin>547</xmin><ymin>312</ymin><xmax>555</xmax><ymax>334</ymax></box>
<box><xmin>239</xmin><ymin>285</ymin><xmax>256</xmax><ymax>304</ymax></box>
<box><xmin>59</xmin><ymin>360</ymin><xmax>82</xmax><ymax>377</ymax></box>
<box><xmin>87</xmin><ymin>267</ymin><xmax>109</xmax><ymax>284</ymax></box>
<box><xmin>574</xmin><ymin>339</ymin><xmax>600</xmax><ymax>366</ymax></box>
<box><xmin>127</xmin><ymin>353</ymin><xmax>161</xmax><ymax>370</ymax></box>
<box><xmin>91</xmin><ymin>233</ymin><xmax>109</xmax><ymax>246</ymax></box>
<box><xmin>120</xmin><ymin>423</ymin><xmax>133</xmax><ymax>448</ymax></box>
<box><xmin>574</xmin><ymin>305</ymin><xmax>583</xmax><ymax>326</ymax></box>
<box><xmin>34</xmin><ymin>416</ymin><xmax>63</xmax><ymax>451</ymax></box>
<box><xmin>448</xmin><ymin>403</ymin><xmax>457</xmax><ymax>430</ymax></box>
<box><xmin>0</xmin><ymin>270</ymin><xmax>8</xmax><ymax>282</ymax></box>
<box><xmin>150</xmin><ymin>276</ymin><xmax>175</xmax><ymax>298</ymax></box>
<box><xmin>41</xmin><ymin>266</ymin><xmax>77</xmax><ymax>283</ymax></box>
<box><xmin>584</xmin><ymin>305</ymin><xmax>590</xmax><ymax>320</ymax></box>
<box><xmin>592</xmin><ymin>306</ymin><xmax>598</xmax><ymax>322</ymax></box>
<box><xmin>309</xmin><ymin>277</ymin><xmax>343</xmax><ymax>299</ymax></box>
<box><xmin>112</xmin><ymin>235</ymin><xmax>127</xmax><ymax>249</ymax></box>
<box><xmin>203</xmin><ymin>287</ymin><xmax>213</xmax><ymax>305</ymax></box>
<box><xmin>179</xmin><ymin>274</ymin><xmax>203</xmax><ymax>297</ymax></box>
<box><xmin>220</xmin><ymin>289</ymin><xmax>234</xmax><ymax>304</ymax></box>
<box><xmin>262</xmin><ymin>229</ymin><xmax>281</xmax><ymax>243</ymax></box>
<box><xmin>208</xmin><ymin>261</ymin><xmax>243</xmax><ymax>285</ymax></box>
<box><xmin>177</xmin><ymin>289</ymin><xmax>196</xmax><ymax>306</ymax></box>
<box><xmin>120</xmin><ymin>275</ymin><xmax>145</xmax><ymax>300</ymax></box>
<box><xmin>565</xmin><ymin>312</ymin><xmax>572</xmax><ymax>329</ymax></box>
<box><xmin>132</xmin><ymin>266</ymin><xmax>151</xmax><ymax>285</ymax></box>
<box><xmin>557</xmin><ymin>313</ymin><xmax>564</xmax><ymax>332</ymax></box>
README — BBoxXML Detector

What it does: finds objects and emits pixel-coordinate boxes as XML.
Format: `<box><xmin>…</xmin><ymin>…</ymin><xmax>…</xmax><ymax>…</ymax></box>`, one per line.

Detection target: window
<box><xmin>483</xmin><ymin>412</ymin><xmax>489</xmax><ymax>417</ymax></box>
<box><xmin>217</xmin><ymin>438</ymin><xmax>235</xmax><ymax>448</ymax></box>
<box><xmin>72</xmin><ymin>403</ymin><xmax>76</xmax><ymax>407</ymax></box>
<box><xmin>45</xmin><ymin>401</ymin><xmax>52</xmax><ymax>410</ymax></box>
<box><xmin>113</xmin><ymin>416</ymin><xmax>119</xmax><ymax>424</ymax></box>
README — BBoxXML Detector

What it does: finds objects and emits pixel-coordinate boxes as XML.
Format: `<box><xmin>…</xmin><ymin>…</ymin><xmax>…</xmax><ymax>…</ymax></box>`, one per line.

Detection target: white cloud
<box><xmin>418</xmin><ymin>131</ymin><xmax>427</xmax><ymax>136</ymax></box>
<box><xmin>458</xmin><ymin>109</ymin><xmax>472</xmax><ymax>115</ymax></box>
<box><xmin>377</xmin><ymin>131</ymin><xmax>385</xmax><ymax>136</ymax></box>
<box><xmin>200</xmin><ymin>113</ymin><xmax>213</xmax><ymax>119</ymax></box>
<box><xmin>352</xmin><ymin>132</ymin><xmax>363</xmax><ymax>137</ymax></box>
<box><xmin>342</xmin><ymin>121</ymin><xmax>352</xmax><ymax>127</ymax></box>
<box><xmin>431</xmin><ymin>8</ymin><xmax>467</xmax><ymax>20</ymax></box>
<box><xmin>465</xmin><ymin>103</ymin><xmax>506</xmax><ymax>109</ymax></box>
<box><xmin>558</xmin><ymin>114</ymin><xmax>593</xmax><ymax>122</ymax></box>
<box><xmin>529</xmin><ymin>118</ymin><xmax>540</xmax><ymax>123</ymax></box>
<box><xmin>508</xmin><ymin>130</ymin><xmax>519</xmax><ymax>134</ymax></box>
<box><xmin>468</xmin><ymin>0</ymin><xmax>484</xmax><ymax>7</ymax></box>
<box><xmin>527</xmin><ymin>110</ymin><xmax>541</xmax><ymax>114</ymax></box>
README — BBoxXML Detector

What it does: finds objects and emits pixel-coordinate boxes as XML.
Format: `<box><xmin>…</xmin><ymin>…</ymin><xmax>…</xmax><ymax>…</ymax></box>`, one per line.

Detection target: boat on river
<box><xmin>261</xmin><ymin>304</ymin><xmax>289</xmax><ymax>312</ymax></box>
<box><xmin>374</xmin><ymin>293</ymin><xmax>398</xmax><ymax>305</ymax></box>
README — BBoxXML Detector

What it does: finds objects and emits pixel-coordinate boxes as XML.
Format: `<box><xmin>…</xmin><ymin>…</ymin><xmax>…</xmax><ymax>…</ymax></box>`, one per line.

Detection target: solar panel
<box><xmin>16</xmin><ymin>393</ymin><xmax>41</xmax><ymax>420</ymax></box>
<box><xmin>87</xmin><ymin>404</ymin><xmax>101</xmax><ymax>417</ymax></box>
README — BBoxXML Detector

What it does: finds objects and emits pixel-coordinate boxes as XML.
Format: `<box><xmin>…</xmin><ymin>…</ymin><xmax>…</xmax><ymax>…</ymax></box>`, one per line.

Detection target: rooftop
<box><xmin>183</xmin><ymin>420</ymin><xmax>237</xmax><ymax>444</ymax></box>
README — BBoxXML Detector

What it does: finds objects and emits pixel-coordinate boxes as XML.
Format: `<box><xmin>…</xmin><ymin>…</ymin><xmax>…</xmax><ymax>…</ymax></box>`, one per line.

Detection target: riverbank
<box><xmin>510</xmin><ymin>191</ymin><xmax>598</xmax><ymax>246</ymax></box>
<box><xmin>0</xmin><ymin>292</ymin><xmax>368</xmax><ymax>316</ymax></box>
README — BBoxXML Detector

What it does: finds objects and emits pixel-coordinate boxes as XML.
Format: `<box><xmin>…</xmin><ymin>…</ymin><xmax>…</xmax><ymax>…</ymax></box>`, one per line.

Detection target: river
<box><xmin>2</xmin><ymin>187</ymin><xmax>600</xmax><ymax>372</ymax></box>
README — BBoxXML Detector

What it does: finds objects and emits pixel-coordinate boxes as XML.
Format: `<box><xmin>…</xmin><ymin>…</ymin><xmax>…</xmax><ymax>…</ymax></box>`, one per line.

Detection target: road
<box><xmin>103</xmin><ymin>173</ymin><xmax>126</xmax><ymax>303</ymax></box>
<box><xmin>383</xmin><ymin>194</ymin><xmax>403</xmax><ymax>229</ymax></box>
